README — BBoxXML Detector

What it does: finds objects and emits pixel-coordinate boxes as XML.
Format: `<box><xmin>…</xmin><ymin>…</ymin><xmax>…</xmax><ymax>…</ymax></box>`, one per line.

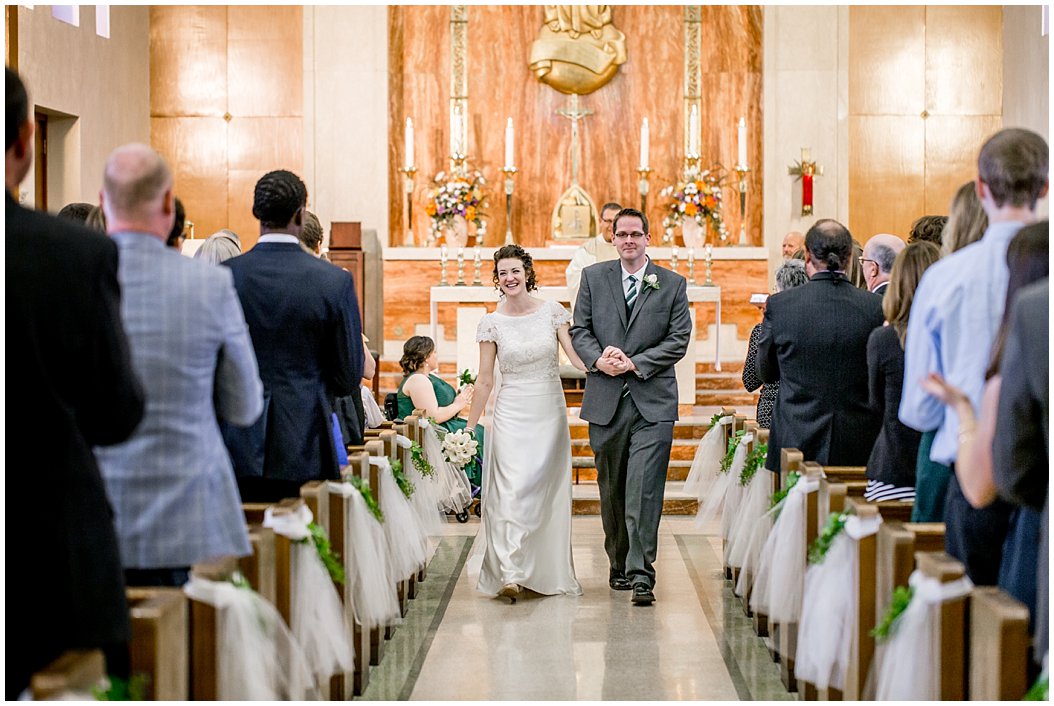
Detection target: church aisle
<box><xmin>400</xmin><ymin>516</ymin><xmax>786</xmax><ymax>701</ymax></box>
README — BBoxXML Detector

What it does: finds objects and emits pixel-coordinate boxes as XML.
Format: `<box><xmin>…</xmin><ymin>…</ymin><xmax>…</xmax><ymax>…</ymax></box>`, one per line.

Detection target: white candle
<box><xmin>737</xmin><ymin>117</ymin><xmax>747</xmax><ymax>167</ymax></box>
<box><xmin>688</xmin><ymin>105</ymin><xmax>699</xmax><ymax>156</ymax></box>
<box><xmin>404</xmin><ymin>117</ymin><xmax>414</xmax><ymax>169</ymax></box>
<box><xmin>504</xmin><ymin>118</ymin><xmax>515</xmax><ymax>168</ymax></box>
<box><xmin>639</xmin><ymin>117</ymin><xmax>650</xmax><ymax>169</ymax></box>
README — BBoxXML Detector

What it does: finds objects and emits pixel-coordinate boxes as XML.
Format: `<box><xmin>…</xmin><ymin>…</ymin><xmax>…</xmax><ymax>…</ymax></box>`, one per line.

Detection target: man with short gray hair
<box><xmin>861</xmin><ymin>233</ymin><xmax>905</xmax><ymax>296</ymax></box>
<box><xmin>95</xmin><ymin>143</ymin><xmax>263</xmax><ymax>587</ymax></box>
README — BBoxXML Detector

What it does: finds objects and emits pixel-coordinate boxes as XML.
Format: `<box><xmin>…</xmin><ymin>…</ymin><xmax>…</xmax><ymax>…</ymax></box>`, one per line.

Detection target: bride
<box><xmin>466</xmin><ymin>244</ymin><xmax>586</xmax><ymax>602</ymax></box>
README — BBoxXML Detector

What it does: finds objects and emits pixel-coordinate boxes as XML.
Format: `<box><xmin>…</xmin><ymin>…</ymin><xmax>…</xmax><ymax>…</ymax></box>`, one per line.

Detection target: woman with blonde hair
<box><xmin>942</xmin><ymin>180</ymin><xmax>988</xmax><ymax>255</ymax></box>
<box><xmin>864</xmin><ymin>240</ymin><xmax>941</xmax><ymax>502</ymax></box>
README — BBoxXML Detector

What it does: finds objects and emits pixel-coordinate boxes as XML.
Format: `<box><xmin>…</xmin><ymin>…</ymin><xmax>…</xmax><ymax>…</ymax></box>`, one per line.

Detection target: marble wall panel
<box><xmin>151</xmin><ymin>117</ymin><xmax>229</xmax><ymax>240</ymax></box>
<box><xmin>389</xmin><ymin>6</ymin><xmax>763</xmax><ymax>249</ymax></box>
<box><xmin>150</xmin><ymin>6</ymin><xmax>227</xmax><ymax>118</ymax></box>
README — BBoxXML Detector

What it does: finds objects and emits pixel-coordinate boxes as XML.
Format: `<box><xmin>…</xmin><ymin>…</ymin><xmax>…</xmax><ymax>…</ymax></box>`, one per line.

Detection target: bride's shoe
<box><xmin>498</xmin><ymin>583</ymin><xmax>521</xmax><ymax>603</ymax></box>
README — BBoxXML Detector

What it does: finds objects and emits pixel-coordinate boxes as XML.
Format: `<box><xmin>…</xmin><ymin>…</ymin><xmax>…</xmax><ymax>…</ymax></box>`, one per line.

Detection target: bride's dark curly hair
<box><xmin>491</xmin><ymin>244</ymin><xmax>538</xmax><ymax>292</ymax></box>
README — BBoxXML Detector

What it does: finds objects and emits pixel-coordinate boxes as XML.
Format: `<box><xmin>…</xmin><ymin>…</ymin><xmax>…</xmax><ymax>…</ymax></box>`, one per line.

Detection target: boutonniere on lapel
<box><xmin>642</xmin><ymin>274</ymin><xmax>660</xmax><ymax>291</ymax></box>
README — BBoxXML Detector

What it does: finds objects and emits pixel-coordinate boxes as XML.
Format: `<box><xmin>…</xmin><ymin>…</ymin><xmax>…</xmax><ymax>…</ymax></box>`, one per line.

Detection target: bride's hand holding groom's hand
<box><xmin>596</xmin><ymin>347</ymin><xmax>636</xmax><ymax>376</ymax></box>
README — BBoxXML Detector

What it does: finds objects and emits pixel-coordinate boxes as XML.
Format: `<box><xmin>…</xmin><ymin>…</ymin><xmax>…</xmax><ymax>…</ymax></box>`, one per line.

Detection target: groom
<box><xmin>571</xmin><ymin>207</ymin><xmax>692</xmax><ymax>605</ymax></box>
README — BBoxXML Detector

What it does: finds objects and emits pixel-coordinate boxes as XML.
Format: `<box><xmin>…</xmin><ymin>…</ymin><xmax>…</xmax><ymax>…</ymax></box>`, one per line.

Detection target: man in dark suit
<box><xmin>5</xmin><ymin>67</ymin><xmax>145</xmax><ymax>697</ymax></box>
<box><xmin>222</xmin><ymin>170</ymin><xmax>363</xmax><ymax>502</ymax></box>
<box><xmin>571</xmin><ymin>207</ymin><xmax>692</xmax><ymax>605</ymax></box>
<box><xmin>757</xmin><ymin>219</ymin><xmax>884</xmax><ymax>472</ymax></box>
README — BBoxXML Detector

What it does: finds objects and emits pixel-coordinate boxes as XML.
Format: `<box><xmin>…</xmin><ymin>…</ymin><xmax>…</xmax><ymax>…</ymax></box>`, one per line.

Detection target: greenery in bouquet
<box><xmin>426</xmin><ymin>170</ymin><xmax>487</xmax><ymax>234</ymax></box>
<box><xmin>458</xmin><ymin>369</ymin><xmax>477</xmax><ymax>389</ymax></box>
<box><xmin>660</xmin><ymin>168</ymin><xmax>726</xmax><ymax>241</ymax></box>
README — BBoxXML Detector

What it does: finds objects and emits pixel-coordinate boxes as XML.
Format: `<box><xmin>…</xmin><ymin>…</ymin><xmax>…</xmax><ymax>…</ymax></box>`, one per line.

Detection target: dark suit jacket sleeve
<box><xmin>867</xmin><ymin>327</ymin><xmax>885</xmax><ymax>416</ymax></box>
<box><xmin>993</xmin><ymin>291</ymin><xmax>1047</xmax><ymax>511</ymax></box>
<box><xmin>631</xmin><ymin>276</ymin><xmax>691</xmax><ymax>380</ymax></box>
<box><xmin>324</xmin><ymin>273</ymin><xmax>364</xmax><ymax>397</ymax></box>
<box><xmin>755</xmin><ymin>305</ymin><xmax>779</xmax><ymax>384</ymax></box>
<box><xmin>214</xmin><ymin>270</ymin><xmax>264</xmax><ymax>427</ymax></box>
<box><xmin>570</xmin><ymin>267</ymin><xmax>604</xmax><ymax>371</ymax></box>
<box><xmin>81</xmin><ymin>238</ymin><xmax>145</xmax><ymax>446</ymax></box>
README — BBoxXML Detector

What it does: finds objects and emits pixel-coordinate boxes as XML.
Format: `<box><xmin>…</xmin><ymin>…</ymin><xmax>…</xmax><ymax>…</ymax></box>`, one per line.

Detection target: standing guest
<box><xmin>93</xmin><ymin>143</ymin><xmax>263</xmax><ymax>588</ymax></box>
<box><xmin>846</xmin><ymin>239</ymin><xmax>868</xmax><ymax>288</ymax></box>
<box><xmin>165</xmin><ymin>196</ymin><xmax>186</xmax><ymax>250</ymax></box>
<box><xmin>757</xmin><ymin>219</ymin><xmax>884</xmax><ymax>472</ymax></box>
<box><xmin>860</xmin><ymin>233</ymin><xmax>905</xmax><ymax>297</ymax></box>
<box><xmin>900</xmin><ymin>127</ymin><xmax>1048</xmax><ymax>585</ymax></box>
<box><xmin>908</xmin><ymin>215</ymin><xmax>947</xmax><ymax>245</ymax></box>
<box><xmin>742</xmin><ymin>258</ymin><xmax>808</xmax><ymax>428</ymax></box>
<box><xmin>86</xmin><ymin>203</ymin><xmax>107</xmax><ymax>232</ymax></box>
<box><xmin>566</xmin><ymin>201</ymin><xmax>621</xmax><ymax>311</ymax></box>
<box><xmin>194</xmin><ymin>228</ymin><xmax>242</xmax><ymax>265</ymax></box>
<box><xmin>299</xmin><ymin>209</ymin><xmax>324</xmax><ymax>255</ymax></box>
<box><xmin>864</xmin><ymin>241</ymin><xmax>940</xmax><ymax>502</ymax></box>
<box><xmin>781</xmin><ymin>230</ymin><xmax>804</xmax><ymax>260</ymax></box>
<box><xmin>222</xmin><ymin>170</ymin><xmax>363</xmax><ymax>502</ymax></box>
<box><xmin>942</xmin><ymin>180</ymin><xmax>990</xmax><ymax>256</ymax></box>
<box><xmin>56</xmin><ymin>201</ymin><xmax>94</xmax><ymax>223</ymax></box>
<box><xmin>6</xmin><ymin>67</ymin><xmax>145</xmax><ymax>698</ymax></box>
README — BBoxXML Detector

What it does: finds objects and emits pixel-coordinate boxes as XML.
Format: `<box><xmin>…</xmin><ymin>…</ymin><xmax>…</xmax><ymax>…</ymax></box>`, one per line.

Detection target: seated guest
<box><xmin>165</xmin><ymin>196</ymin><xmax>185</xmax><ymax>250</ymax></box>
<box><xmin>864</xmin><ymin>241</ymin><xmax>940</xmax><ymax>502</ymax></box>
<box><xmin>194</xmin><ymin>228</ymin><xmax>242</xmax><ymax>265</ymax></box>
<box><xmin>918</xmin><ymin>223</ymin><xmax>1047</xmax><ymax>621</ymax></box>
<box><xmin>93</xmin><ymin>143</ymin><xmax>264</xmax><ymax>588</ymax></box>
<box><xmin>56</xmin><ymin>201</ymin><xmax>94</xmax><ymax>223</ymax></box>
<box><xmin>757</xmin><ymin>219</ymin><xmax>884</xmax><ymax>472</ymax></box>
<box><xmin>942</xmin><ymin>180</ymin><xmax>989</xmax><ymax>255</ymax></box>
<box><xmin>861</xmin><ymin>233</ymin><xmax>905</xmax><ymax>296</ymax></box>
<box><xmin>742</xmin><ymin>258</ymin><xmax>807</xmax><ymax>428</ymax></box>
<box><xmin>397</xmin><ymin>335</ymin><xmax>484</xmax><ymax>486</ymax></box>
<box><xmin>908</xmin><ymin>215</ymin><xmax>947</xmax><ymax>245</ymax></box>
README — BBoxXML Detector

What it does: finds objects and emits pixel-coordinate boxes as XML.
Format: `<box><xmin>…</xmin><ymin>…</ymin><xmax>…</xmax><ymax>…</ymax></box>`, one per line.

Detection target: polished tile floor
<box><xmin>360</xmin><ymin>516</ymin><xmax>794</xmax><ymax>701</ymax></box>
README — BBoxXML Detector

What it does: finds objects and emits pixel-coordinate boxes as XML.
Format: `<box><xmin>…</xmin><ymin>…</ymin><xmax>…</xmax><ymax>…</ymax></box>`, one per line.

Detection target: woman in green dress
<box><xmin>397</xmin><ymin>336</ymin><xmax>485</xmax><ymax>487</ymax></box>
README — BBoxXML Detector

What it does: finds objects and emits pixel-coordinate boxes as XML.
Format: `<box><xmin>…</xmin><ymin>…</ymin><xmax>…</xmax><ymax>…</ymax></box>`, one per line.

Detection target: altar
<box><xmin>429</xmin><ymin>283</ymin><xmax>722</xmax><ymax>405</ymax></box>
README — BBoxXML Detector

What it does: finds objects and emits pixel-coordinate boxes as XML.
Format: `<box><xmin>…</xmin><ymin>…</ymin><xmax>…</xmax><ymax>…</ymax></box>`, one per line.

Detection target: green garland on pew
<box><xmin>93</xmin><ymin>673</ymin><xmax>150</xmax><ymax>701</ymax></box>
<box><xmin>808</xmin><ymin>511</ymin><xmax>849</xmax><ymax>565</ymax></box>
<box><xmin>390</xmin><ymin>458</ymin><xmax>415</xmax><ymax>499</ymax></box>
<box><xmin>305</xmin><ymin>522</ymin><xmax>345</xmax><ymax>585</ymax></box>
<box><xmin>709</xmin><ymin>412</ymin><xmax>725</xmax><ymax>429</ymax></box>
<box><xmin>769</xmin><ymin>471</ymin><xmax>801</xmax><ymax>511</ymax></box>
<box><xmin>347</xmin><ymin>475</ymin><xmax>384</xmax><ymax>523</ymax></box>
<box><xmin>870</xmin><ymin>585</ymin><xmax>914</xmax><ymax>641</ymax></box>
<box><xmin>411</xmin><ymin>441</ymin><xmax>435</xmax><ymax>478</ymax></box>
<box><xmin>739</xmin><ymin>442</ymin><xmax>768</xmax><ymax>487</ymax></box>
<box><xmin>719</xmin><ymin>430</ymin><xmax>745</xmax><ymax>474</ymax></box>
<box><xmin>1024</xmin><ymin>673</ymin><xmax>1049</xmax><ymax>701</ymax></box>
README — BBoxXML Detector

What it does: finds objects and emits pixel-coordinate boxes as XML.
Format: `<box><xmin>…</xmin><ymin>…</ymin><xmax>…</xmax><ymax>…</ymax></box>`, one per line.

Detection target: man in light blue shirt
<box><xmin>94</xmin><ymin>144</ymin><xmax>264</xmax><ymax>586</ymax></box>
<box><xmin>900</xmin><ymin>127</ymin><xmax>1048</xmax><ymax>584</ymax></box>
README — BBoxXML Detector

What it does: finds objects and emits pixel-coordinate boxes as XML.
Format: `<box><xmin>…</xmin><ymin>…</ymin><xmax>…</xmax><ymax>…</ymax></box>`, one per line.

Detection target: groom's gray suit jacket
<box><xmin>571</xmin><ymin>259</ymin><xmax>692</xmax><ymax>425</ymax></box>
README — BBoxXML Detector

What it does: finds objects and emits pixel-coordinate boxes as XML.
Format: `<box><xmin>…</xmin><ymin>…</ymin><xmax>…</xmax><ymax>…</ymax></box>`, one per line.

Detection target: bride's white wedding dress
<box><xmin>474</xmin><ymin>300</ymin><xmax>583</xmax><ymax>597</ymax></box>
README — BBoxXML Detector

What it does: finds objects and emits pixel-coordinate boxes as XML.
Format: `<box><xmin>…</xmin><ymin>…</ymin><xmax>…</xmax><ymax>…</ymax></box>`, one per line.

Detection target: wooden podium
<box><xmin>328</xmin><ymin>221</ymin><xmax>366</xmax><ymax>321</ymax></box>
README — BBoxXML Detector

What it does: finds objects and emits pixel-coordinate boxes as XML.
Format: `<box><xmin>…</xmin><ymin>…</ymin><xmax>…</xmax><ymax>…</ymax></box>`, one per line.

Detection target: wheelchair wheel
<box><xmin>455</xmin><ymin>510</ymin><xmax>470</xmax><ymax>523</ymax></box>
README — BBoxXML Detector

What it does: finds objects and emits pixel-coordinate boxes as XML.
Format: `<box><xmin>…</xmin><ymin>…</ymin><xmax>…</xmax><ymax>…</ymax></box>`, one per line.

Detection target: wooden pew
<box><xmin>875</xmin><ymin>521</ymin><xmax>945</xmax><ymax>619</ymax></box>
<box><xmin>330</xmin><ymin>450</ymin><xmax>372</xmax><ymax>695</ymax></box>
<box><xmin>969</xmin><ymin>587</ymin><xmax>1031</xmax><ymax>700</ymax></box>
<box><xmin>238</xmin><ymin>524</ymin><xmax>277</xmax><ymax>605</ymax></box>
<box><xmin>815</xmin><ymin>465</ymin><xmax>867</xmax><ymax>533</ymax></box>
<box><xmin>407</xmin><ymin>410</ymin><xmax>429</xmax><ymax>583</ymax></box>
<box><xmin>360</xmin><ymin>438</ymin><xmax>392</xmax><ymax>661</ymax></box>
<box><xmin>722</xmin><ymin>413</ymin><xmax>750</xmax><ymax>581</ymax></box>
<box><xmin>761</xmin><ymin>448</ymin><xmax>804</xmax><ymax>650</ymax></box>
<box><xmin>30</xmin><ymin>650</ymin><xmax>105</xmax><ymax>699</ymax></box>
<box><xmin>734</xmin><ymin>426</ymin><xmax>769</xmax><ymax>615</ymax></box>
<box><xmin>920</xmin><ymin>552</ymin><xmax>969</xmax><ymax>699</ymax></box>
<box><xmin>394</xmin><ymin>420</ymin><xmax>422</xmax><ymax>602</ymax></box>
<box><xmin>187</xmin><ymin>556</ymin><xmax>240</xmax><ymax>700</ymax></box>
<box><xmin>127</xmin><ymin>587</ymin><xmax>188</xmax><ymax>700</ymax></box>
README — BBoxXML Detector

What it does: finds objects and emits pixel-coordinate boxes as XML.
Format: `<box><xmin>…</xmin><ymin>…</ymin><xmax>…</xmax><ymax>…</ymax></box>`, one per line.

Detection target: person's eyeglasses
<box><xmin>858</xmin><ymin>257</ymin><xmax>877</xmax><ymax>266</ymax></box>
<box><xmin>613</xmin><ymin>231</ymin><xmax>647</xmax><ymax>240</ymax></box>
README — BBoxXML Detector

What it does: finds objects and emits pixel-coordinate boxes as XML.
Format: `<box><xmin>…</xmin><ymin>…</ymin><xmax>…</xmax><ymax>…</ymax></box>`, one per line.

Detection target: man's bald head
<box><xmin>862</xmin><ymin>233</ymin><xmax>905</xmax><ymax>290</ymax></box>
<box><xmin>101</xmin><ymin>143</ymin><xmax>174</xmax><ymax>237</ymax></box>
<box><xmin>782</xmin><ymin>231</ymin><xmax>804</xmax><ymax>259</ymax></box>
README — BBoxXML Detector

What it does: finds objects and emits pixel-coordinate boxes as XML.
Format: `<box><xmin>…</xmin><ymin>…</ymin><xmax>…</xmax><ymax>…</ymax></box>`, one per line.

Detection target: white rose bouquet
<box><xmin>440</xmin><ymin>429</ymin><xmax>479</xmax><ymax>470</ymax></box>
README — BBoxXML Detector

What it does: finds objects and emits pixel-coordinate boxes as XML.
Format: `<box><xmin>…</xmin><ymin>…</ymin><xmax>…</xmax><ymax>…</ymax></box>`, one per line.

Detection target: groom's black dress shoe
<box><xmin>631</xmin><ymin>584</ymin><xmax>655</xmax><ymax>605</ymax></box>
<box><xmin>609</xmin><ymin>570</ymin><xmax>632</xmax><ymax>591</ymax></box>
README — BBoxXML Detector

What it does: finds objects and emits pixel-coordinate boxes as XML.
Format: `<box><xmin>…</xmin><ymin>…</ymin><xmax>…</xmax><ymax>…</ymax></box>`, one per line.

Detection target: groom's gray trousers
<box><xmin>589</xmin><ymin>392</ymin><xmax>674</xmax><ymax>589</ymax></box>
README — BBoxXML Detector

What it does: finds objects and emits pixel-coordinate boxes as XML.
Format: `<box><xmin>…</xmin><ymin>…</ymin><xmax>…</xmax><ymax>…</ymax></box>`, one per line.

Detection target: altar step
<box><xmin>572</xmin><ymin>481</ymin><xmax>698</xmax><ymax>516</ymax></box>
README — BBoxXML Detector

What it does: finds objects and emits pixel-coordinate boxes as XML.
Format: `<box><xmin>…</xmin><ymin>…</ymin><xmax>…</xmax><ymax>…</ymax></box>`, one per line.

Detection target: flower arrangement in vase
<box><xmin>426</xmin><ymin>170</ymin><xmax>487</xmax><ymax>245</ymax></box>
<box><xmin>660</xmin><ymin>167</ymin><xmax>726</xmax><ymax>245</ymax></box>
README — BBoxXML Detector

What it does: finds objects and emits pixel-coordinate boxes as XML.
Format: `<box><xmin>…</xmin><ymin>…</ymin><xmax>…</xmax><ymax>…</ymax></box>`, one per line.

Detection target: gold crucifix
<box><xmin>551</xmin><ymin>93</ymin><xmax>598</xmax><ymax>240</ymax></box>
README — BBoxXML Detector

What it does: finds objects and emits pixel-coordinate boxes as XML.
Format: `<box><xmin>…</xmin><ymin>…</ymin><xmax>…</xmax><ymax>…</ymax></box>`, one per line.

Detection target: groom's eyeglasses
<box><xmin>613</xmin><ymin>231</ymin><xmax>647</xmax><ymax>240</ymax></box>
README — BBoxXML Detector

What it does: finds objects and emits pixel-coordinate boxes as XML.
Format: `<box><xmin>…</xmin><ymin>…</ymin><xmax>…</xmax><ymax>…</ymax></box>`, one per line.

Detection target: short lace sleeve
<box><xmin>549</xmin><ymin>300</ymin><xmax>572</xmax><ymax>329</ymax></box>
<box><xmin>476</xmin><ymin>314</ymin><xmax>499</xmax><ymax>343</ymax></box>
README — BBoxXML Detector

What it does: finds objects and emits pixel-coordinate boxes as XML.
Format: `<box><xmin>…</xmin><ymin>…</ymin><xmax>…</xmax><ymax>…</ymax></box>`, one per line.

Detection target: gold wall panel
<box><xmin>849</xmin><ymin>116</ymin><xmax>926</xmax><ymax>239</ymax></box>
<box><xmin>848</xmin><ymin>6</ymin><xmax>925</xmax><ymax>116</ymax></box>
<box><xmin>925</xmin><ymin>6</ymin><xmax>1002</xmax><ymax>117</ymax></box>
<box><xmin>924</xmin><ymin>114</ymin><xmax>1003</xmax><ymax>213</ymax></box>
<box><xmin>227</xmin><ymin>6</ymin><xmax>303</xmax><ymax>118</ymax></box>
<box><xmin>151</xmin><ymin>117</ymin><xmax>228</xmax><ymax>240</ymax></box>
<box><xmin>149</xmin><ymin>6</ymin><xmax>227</xmax><ymax>117</ymax></box>
<box><xmin>389</xmin><ymin>6</ymin><xmax>763</xmax><ymax>248</ymax></box>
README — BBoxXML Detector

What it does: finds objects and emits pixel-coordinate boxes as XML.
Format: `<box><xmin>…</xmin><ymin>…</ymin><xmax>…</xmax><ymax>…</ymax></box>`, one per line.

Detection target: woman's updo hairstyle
<box><xmin>491</xmin><ymin>244</ymin><xmax>538</xmax><ymax>292</ymax></box>
<box><xmin>400</xmin><ymin>335</ymin><xmax>435</xmax><ymax>375</ymax></box>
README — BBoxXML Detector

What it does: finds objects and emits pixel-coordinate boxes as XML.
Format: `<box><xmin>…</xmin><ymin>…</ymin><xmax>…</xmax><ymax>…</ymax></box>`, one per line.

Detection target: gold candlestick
<box><xmin>439</xmin><ymin>244</ymin><xmax>449</xmax><ymax>286</ymax></box>
<box><xmin>734</xmin><ymin>164</ymin><xmax>749</xmax><ymax>246</ymax></box>
<box><xmin>399</xmin><ymin>166</ymin><xmax>417</xmax><ymax>247</ymax></box>
<box><xmin>502</xmin><ymin>166</ymin><xmax>517</xmax><ymax>246</ymax></box>
<box><xmin>671</xmin><ymin>245</ymin><xmax>679</xmax><ymax>273</ymax></box>
<box><xmin>455</xmin><ymin>246</ymin><xmax>466</xmax><ymax>286</ymax></box>
<box><xmin>687</xmin><ymin>247</ymin><xmax>696</xmax><ymax>285</ymax></box>
<box><xmin>637</xmin><ymin>167</ymin><xmax>653</xmax><ymax>214</ymax></box>
<box><xmin>472</xmin><ymin>245</ymin><xmax>482</xmax><ymax>286</ymax></box>
<box><xmin>704</xmin><ymin>244</ymin><xmax>714</xmax><ymax>286</ymax></box>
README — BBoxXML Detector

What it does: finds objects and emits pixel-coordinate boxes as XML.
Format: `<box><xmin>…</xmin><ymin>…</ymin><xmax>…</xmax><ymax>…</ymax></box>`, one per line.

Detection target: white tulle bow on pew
<box><xmin>867</xmin><ymin>570</ymin><xmax>974</xmax><ymax>700</ymax></box>
<box><xmin>750</xmin><ymin>473</ymin><xmax>819</xmax><ymax>627</ymax></box>
<box><xmin>397</xmin><ymin>432</ymin><xmax>445</xmax><ymax>538</ymax></box>
<box><xmin>417</xmin><ymin>417</ymin><xmax>472</xmax><ymax>513</ymax></box>
<box><xmin>262</xmin><ymin>504</ymin><xmax>354</xmax><ymax>683</ymax></box>
<box><xmin>726</xmin><ymin>457</ymin><xmax>771</xmax><ymax>572</ymax></box>
<box><xmin>326</xmin><ymin>481</ymin><xmax>401</xmax><ymax>628</ymax></box>
<box><xmin>370</xmin><ymin>454</ymin><xmax>430</xmax><ymax>580</ymax></box>
<box><xmin>795</xmin><ymin>512</ymin><xmax>883</xmax><ymax>692</ymax></box>
<box><xmin>696</xmin><ymin>432</ymin><xmax>752</xmax><ymax>529</ymax></box>
<box><xmin>734</xmin><ymin>485</ymin><xmax>780</xmax><ymax>599</ymax></box>
<box><xmin>683</xmin><ymin>415</ymin><xmax>732</xmax><ymax>500</ymax></box>
<box><xmin>182</xmin><ymin>575</ymin><xmax>316</xmax><ymax>700</ymax></box>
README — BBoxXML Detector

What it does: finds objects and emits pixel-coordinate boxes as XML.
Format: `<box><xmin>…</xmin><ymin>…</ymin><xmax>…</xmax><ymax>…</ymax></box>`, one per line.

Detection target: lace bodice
<box><xmin>476</xmin><ymin>300</ymin><xmax>571</xmax><ymax>382</ymax></box>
